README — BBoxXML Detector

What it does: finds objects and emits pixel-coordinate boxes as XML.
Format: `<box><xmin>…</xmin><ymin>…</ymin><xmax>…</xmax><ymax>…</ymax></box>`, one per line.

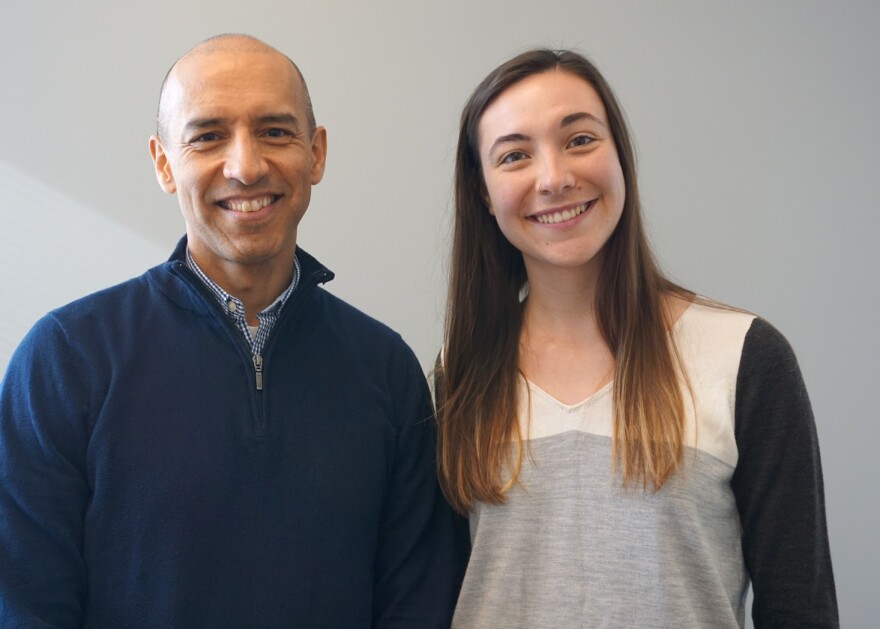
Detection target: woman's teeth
<box><xmin>534</xmin><ymin>201</ymin><xmax>591</xmax><ymax>225</ymax></box>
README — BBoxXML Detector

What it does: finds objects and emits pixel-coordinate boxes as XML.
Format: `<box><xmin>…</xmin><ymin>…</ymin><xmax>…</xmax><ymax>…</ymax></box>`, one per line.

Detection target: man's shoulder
<box><xmin>308</xmin><ymin>287</ymin><xmax>414</xmax><ymax>363</ymax></box>
<box><xmin>4</xmin><ymin>263</ymin><xmax>174</xmax><ymax>382</ymax></box>
<box><xmin>46</xmin><ymin>263</ymin><xmax>170</xmax><ymax>326</ymax></box>
<box><xmin>296</xmin><ymin>247</ymin><xmax>407</xmax><ymax>349</ymax></box>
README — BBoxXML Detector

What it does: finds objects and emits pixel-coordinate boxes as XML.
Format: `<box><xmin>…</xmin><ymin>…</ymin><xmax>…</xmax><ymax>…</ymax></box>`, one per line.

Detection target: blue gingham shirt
<box><xmin>185</xmin><ymin>248</ymin><xmax>300</xmax><ymax>358</ymax></box>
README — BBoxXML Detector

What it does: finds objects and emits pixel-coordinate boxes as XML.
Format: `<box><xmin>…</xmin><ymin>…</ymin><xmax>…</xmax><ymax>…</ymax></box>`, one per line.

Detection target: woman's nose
<box><xmin>536</xmin><ymin>153</ymin><xmax>575</xmax><ymax>195</ymax></box>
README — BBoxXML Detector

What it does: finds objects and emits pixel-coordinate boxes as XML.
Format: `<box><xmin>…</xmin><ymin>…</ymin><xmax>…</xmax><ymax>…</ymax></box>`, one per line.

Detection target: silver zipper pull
<box><xmin>252</xmin><ymin>354</ymin><xmax>263</xmax><ymax>391</ymax></box>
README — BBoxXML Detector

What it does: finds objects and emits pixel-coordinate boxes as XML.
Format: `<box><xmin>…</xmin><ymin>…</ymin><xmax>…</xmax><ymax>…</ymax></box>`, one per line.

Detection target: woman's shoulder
<box><xmin>670</xmin><ymin>295</ymin><xmax>769</xmax><ymax>389</ymax></box>
<box><xmin>669</xmin><ymin>294</ymin><xmax>755</xmax><ymax>342</ymax></box>
<box><xmin>670</xmin><ymin>294</ymin><xmax>801</xmax><ymax>380</ymax></box>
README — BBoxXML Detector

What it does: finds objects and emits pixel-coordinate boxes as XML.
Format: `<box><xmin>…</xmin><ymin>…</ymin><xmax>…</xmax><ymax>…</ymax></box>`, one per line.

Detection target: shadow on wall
<box><xmin>0</xmin><ymin>160</ymin><xmax>168</xmax><ymax>376</ymax></box>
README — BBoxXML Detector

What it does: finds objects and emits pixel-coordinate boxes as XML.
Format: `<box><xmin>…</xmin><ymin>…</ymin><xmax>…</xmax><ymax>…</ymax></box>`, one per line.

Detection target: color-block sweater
<box><xmin>452</xmin><ymin>303</ymin><xmax>837</xmax><ymax>628</ymax></box>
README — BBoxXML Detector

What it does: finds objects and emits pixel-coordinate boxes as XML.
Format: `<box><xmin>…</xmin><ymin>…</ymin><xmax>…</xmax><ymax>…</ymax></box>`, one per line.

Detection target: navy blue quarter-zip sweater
<box><xmin>0</xmin><ymin>239</ymin><xmax>468</xmax><ymax>628</ymax></box>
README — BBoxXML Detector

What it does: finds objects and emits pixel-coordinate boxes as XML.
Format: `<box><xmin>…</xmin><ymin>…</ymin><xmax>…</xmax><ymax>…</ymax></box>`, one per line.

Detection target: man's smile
<box><xmin>217</xmin><ymin>195</ymin><xmax>279</xmax><ymax>213</ymax></box>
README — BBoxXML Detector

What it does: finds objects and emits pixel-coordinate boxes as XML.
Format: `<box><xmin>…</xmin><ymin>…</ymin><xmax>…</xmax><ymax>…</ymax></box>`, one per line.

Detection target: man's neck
<box><xmin>191</xmin><ymin>251</ymin><xmax>296</xmax><ymax>326</ymax></box>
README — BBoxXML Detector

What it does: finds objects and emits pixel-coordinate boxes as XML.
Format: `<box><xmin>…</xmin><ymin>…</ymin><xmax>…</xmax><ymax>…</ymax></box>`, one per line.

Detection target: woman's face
<box><xmin>477</xmin><ymin>70</ymin><xmax>625</xmax><ymax>280</ymax></box>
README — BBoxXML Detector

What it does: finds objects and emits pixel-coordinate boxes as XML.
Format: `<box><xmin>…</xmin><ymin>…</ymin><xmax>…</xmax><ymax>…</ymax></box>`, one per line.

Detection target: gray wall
<box><xmin>1</xmin><ymin>1</ymin><xmax>876</xmax><ymax>625</ymax></box>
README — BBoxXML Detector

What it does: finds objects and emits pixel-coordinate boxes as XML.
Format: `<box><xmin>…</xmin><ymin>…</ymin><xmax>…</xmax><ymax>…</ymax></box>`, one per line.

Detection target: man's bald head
<box><xmin>156</xmin><ymin>34</ymin><xmax>315</xmax><ymax>140</ymax></box>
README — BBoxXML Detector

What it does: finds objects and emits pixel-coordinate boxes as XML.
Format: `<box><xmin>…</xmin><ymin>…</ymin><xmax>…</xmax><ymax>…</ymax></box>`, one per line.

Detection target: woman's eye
<box><xmin>569</xmin><ymin>135</ymin><xmax>594</xmax><ymax>148</ymax></box>
<box><xmin>501</xmin><ymin>151</ymin><xmax>527</xmax><ymax>164</ymax></box>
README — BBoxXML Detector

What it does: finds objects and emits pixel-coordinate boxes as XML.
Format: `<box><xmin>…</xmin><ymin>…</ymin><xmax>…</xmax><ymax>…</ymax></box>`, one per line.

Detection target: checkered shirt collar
<box><xmin>185</xmin><ymin>247</ymin><xmax>300</xmax><ymax>356</ymax></box>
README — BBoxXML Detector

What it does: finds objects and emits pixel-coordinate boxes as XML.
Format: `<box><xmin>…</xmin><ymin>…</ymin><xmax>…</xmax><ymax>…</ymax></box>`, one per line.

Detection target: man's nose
<box><xmin>223</xmin><ymin>135</ymin><xmax>269</xmax><ymax>185</ymax></box>
<box><xmin>536</xmin><ymin>153</ymin><xmax>575</xmax><ymax>195</ymax></box>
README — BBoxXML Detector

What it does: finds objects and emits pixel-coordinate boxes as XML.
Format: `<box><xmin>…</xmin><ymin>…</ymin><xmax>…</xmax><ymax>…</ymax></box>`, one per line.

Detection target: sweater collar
<box><xmin>158</xmin><ymin>236</ymin><xmax>335</xmax><ymax>316</ymax></box>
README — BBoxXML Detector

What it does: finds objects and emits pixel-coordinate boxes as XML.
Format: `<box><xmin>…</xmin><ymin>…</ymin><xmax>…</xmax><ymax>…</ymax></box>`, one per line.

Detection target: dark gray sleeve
<box><xmin>731</xmin><ymin>318</ymin><xmax>839</xmax><ymax>628</ymax></box>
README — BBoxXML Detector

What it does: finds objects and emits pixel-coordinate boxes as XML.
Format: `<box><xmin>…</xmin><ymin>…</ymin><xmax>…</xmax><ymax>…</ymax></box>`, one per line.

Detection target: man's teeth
<box><xmin>535</xmin><ymin>201</ymin><xmax>591</xmax><ymax>224</ymax></box>
<box><xmin>223</xmin><ymin>197</ymin><xmax>274</xmax><ymax>213</ymax></box>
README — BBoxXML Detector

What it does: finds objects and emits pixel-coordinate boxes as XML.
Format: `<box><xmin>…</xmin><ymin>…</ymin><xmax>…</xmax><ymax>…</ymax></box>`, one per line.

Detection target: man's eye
<box><xmin>192</xmin><ymin>132</ymin><xmax>220</xmax><ymax>143</ymax></box>
<box><xmin>265</xmin><ymin>128</ymin><xmax>291</xmax><ymax>138</ymax></box>
<box><xmin>500</xmin><ymin>151</ymin><xmax>527</xmax><ymax>164</ymax></box>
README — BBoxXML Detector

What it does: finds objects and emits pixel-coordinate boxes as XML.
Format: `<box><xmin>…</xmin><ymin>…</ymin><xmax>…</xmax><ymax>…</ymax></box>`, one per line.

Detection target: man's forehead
<box><xmin>165</xmin><ymin>50</ymin><xmax>301</xmax><ymax>112</ymax></box>
<box><xmin>177</xmin><ymin>34</ymin><xmax>282</xmax><ymax>68</ymax></box>
<box><xmin>156</xmin><ymin>35</ymin><xmax>313</xmax><ymax>139</ymax></box>
<box><xmin>173</xmin><ymin>47</ymin><xmax>294</xmax><ymax>87</ymax></box>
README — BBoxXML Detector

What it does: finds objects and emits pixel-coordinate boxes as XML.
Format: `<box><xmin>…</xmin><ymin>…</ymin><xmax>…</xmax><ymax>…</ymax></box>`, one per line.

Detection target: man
<box><xmin>0</xmin><ymin>34</ymin><xmax>466</xmax><ymax>627</ymax></box>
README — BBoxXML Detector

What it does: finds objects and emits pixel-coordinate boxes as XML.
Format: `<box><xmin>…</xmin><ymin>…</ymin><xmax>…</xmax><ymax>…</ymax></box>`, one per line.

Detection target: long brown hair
<box><xmin>437</xmin><ymin>49</ymin><xmax>690</xmax><ymax>514</ymax></box>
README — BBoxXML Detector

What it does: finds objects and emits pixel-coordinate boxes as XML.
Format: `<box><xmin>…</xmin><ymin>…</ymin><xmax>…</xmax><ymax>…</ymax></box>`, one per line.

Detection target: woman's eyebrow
<box><xmin>560</xmin><ymin>112</ymin><xmax>605</xmax><ymax>128</ymax></box>
<box><xmin>486</xmin><ymin>112</ymin><xmax>606</xmax><ymax>158</ymax></box>
<box><xmin>487</xmin><ymin>133</ymin><xmax>529</xmax><ymax>160</ymax></box>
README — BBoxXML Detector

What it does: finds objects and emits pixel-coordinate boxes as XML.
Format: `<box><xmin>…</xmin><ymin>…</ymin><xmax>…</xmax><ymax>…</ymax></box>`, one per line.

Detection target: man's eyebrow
<box><xmin>561</xmin><ymin>112</ymin><xmax>605</xmax><ymax>128</ymax></box>
<box><xmin>182</xmin><ymin>118</ymin><xmax>227</xmax><ymax>134</ymax></box>
<box><xmin>181</xmin><ymin>113</ymin><xmax>302</xmax><ymax>135</ymax></box>
<box><xmin>487</xmin><ymin>133</ymin><xmax>529</xmax><ymax>160</ymax></box>
<box><xmin>256</xmin><ymin>113</ymin><xmax>301</xmax><ymax>128</ymax></box>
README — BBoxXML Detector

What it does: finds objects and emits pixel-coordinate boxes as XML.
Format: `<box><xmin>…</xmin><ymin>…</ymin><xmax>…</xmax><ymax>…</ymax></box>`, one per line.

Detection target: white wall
<box><xmin>1</xmin><ymin>1</ymin><xmax>877</xmax><ymax>625</ymax></box>
<box><xmin>0</xmin><ymin>161</ymin><xmax>167</xmax><ymax>365</ymax></box>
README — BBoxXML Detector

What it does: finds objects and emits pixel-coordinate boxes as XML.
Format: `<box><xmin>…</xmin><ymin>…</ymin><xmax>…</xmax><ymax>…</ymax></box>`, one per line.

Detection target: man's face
<box><xmin>150</xmin><ymin>47</ymin><xmax>326</xmax><ymax>279</ymax></box>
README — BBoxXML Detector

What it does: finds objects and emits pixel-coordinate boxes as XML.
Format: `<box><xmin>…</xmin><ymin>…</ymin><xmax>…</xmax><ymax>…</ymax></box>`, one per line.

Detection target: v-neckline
<box><xmin>520</xmin><ymin>301</ymin><xmax>695</xmax><ymax>410</ymax></box>
<box><xmin>524</xmin><ymin>377</ymin><xmax>613</xmax><ymax>410</ymax></box>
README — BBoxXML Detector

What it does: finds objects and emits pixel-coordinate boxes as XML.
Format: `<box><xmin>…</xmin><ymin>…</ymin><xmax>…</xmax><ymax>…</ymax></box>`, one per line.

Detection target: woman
<box><xmin>436</xmin><ymin>49</ymin><xmax>838</xmax><ymax>628</ymax></box>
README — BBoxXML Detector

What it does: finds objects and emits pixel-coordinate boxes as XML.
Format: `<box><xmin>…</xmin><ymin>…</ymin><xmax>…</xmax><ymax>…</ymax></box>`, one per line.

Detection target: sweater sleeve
<box><xmin>0</xmin><ymin>315</ymin><xmax>90</xmax><ymax>627</ymax></box>
<box><xmin>371</xmin><ymin>344</ymin><xmax>469</xmax><ymax>628</ymax></box>
<box><xmin>731</xmin><ymin>318</ymin><xmax>839</xmax><ymax>628</ymax></box>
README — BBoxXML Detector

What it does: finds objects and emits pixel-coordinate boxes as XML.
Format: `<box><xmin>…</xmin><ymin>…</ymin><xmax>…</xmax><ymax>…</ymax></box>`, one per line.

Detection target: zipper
<box><xmin>172</xmin><ymin>261</ymin><xmax>267</xmax><ymax>433</ymax></box>
<box><xmin>172</xmin><ymin>259</ymin><xmax>331</xmax><ymax>435</ymax></box>
<box><xmin>253</xmin><ymin>353</ymin><xmax>264</xmax><ymax>390</ymax></box>
<box><xmin>253</xmin><ymin>352</ymin><xmax>265</xmax><ymax>434</ymax></box>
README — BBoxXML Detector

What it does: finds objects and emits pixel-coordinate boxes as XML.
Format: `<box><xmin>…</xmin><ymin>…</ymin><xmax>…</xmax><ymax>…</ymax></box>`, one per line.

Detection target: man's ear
<box><xmin>149</xmin><ymin>135</ymin><xmax>177</xmax><ymax>194</ymax></box>
<box><xmin>309</xmin><ymin>126</ymin><xmax>328</xmax><ymax>185</ymax></box>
